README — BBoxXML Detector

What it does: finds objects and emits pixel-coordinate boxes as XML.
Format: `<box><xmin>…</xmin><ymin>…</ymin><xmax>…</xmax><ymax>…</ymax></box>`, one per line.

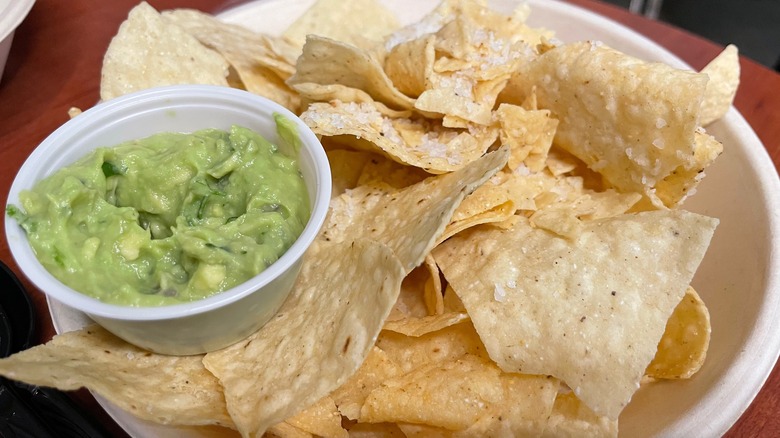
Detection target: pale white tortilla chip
<box><xmin>321</xmin><ymin>146</ymin><xmax>510</xmax><ymax>272</ymax></box>
<box><xmin>0</xmin><ymin>325</ymin><xmax>232</xmax><ymax>428</ymax></box>
<box><xmin>434</xmin><ymin>210</ymin><xmax>718</xmax><ymax>418</ymax></box>
<box><xmin>506</xmin><ymin>41</ymin><xmax>709</xmax><ymax>208</ymax></box>
<box><xmin>100</xmin><ymin>2</ymin><xmax>229</xmax><ymax>101</ymax></box>
<box><xmin>283</xmin><ymin>0</ymin><xmax>400</xmax><ymax>51</ymax></box>
<box><xmin>699</xmin><ymin>44</ymin><xmax>740</xmax><ymax>126</ymax></box>
<box><xmin>202</xmin><ymin>239</ymin><xmax>405</xmax><ymax>437</ymax></box>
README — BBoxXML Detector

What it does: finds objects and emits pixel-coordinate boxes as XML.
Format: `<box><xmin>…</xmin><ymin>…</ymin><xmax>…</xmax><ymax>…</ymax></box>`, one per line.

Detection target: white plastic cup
<box><xmin>5</xmin><ymin>85</ymin><xmax>331</xmax><ymax>355</ymax></box>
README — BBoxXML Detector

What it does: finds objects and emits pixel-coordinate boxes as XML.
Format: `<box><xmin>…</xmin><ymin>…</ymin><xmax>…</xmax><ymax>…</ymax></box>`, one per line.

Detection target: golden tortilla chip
<box><xmin>645</xmin><ymin>286</ymin><xmax>711</xmax><ymax>379</ymax></box>
<box><xmin>284</xmin><ymin>396</ymin><xmax>347</xmax><ymax>438</ymax></box>
<box><xmin>100</xmin><ymin>2</ymin><xmax>229</xmax><ymax>101</ymax></box>
<box><xmin>376</xmin><ymin>320</ymin><xmax>488</xmax><ymax>374</ymax></box>
<box><xmin>326</xmin><ymin>149</ymin><xmax>379</xmax><ymax>198</ymax></box>
<box><xmin>266</xmin><ymin>422</ymin><xmax>312</xmax><ymax>438</ymax></box>
<box><xmin>360</xmin><ymin>354</ymin><xmax>558</xmax><ymax>432</ymax></box>
<box><xmin>347</xmin><ymin>422</ymin><xmax>407</xmax><ymax>437</ymax></box>
<box><xmin>434</xmin><ymin>210</ymin><xmax>718</xmax><ymax>418</ymax></box>
<box><xmin>331</xmin><ymin>347</ymin><xmax>403</xmax><ymax>420</ymax></box>
<box><xmin>356</xmin><ymin>154</ymin><xmax>430</xmax><ymax>189</ymax></box>
<box><xmin>202</xmin><ymin>239</ymin><xmax>405</xmax><ymax>437</ymax></box>
<box><xmin>0</xmin><ymin>325</ymin><xmax>232</xmax><ymax>427</ymax></box>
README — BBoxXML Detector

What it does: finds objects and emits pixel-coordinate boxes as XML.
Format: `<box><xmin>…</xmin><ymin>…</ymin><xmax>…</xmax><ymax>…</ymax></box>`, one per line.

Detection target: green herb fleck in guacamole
<box><xmin>7</xmin><ymin>118</ymin><xmax>310</xmax><ymax>306</ymax></box>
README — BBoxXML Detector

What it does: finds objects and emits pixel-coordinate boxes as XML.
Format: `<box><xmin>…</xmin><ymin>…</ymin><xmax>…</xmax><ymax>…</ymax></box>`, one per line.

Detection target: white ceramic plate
<box><xmin>50</xmin><ymin>0</ymin><xmax>780</xmax><ymax>436</ymax></box>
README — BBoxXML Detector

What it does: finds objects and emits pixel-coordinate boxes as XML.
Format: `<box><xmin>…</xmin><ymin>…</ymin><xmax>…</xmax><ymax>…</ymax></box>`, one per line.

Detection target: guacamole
<box><xmin>8</xmin><ymin>118</ymin><xmax>310</xmax><ymax>306</ymax></box>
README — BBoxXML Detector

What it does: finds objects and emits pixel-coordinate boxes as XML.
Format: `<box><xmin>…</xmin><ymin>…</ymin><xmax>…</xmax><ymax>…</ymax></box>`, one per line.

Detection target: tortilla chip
<box><xmin>283</xmin><ymin>0</ymin><xmax>400</xmax><ymax>51</ymax></box>
<box><xmin>360</xmin><ymin>354</ymin><xmax>558</xmax><ymax>431</ymax></box>
<box><xmin>163</xmin><ymin>8</ymin><xmax>298</xmax><ymax>79</ymax></box>
<box><xmin>331</xmin><ymin>347</ymin><xmax>403</xmax><ymax>420</ymax></box>
<box><xmin>383</xmin><ymin>312</ymin><xmax>470</xmax><ymax>337</ymax></box>
<box><xmin>378</xmin><ymin>321</ymin><xmax>488</xmax><ymax>378</ymax></box>
<box><xmin>288</xmin><ymin>36</ymin><xmax>417</xmax><ymax>111</ymax></box>
<box><xmin>654</xmin><ymin>128</ymin><xmax>723</xmax><ymax>207</ymax></box>
<box><xmin>434</xmin><ymin>210</ymin><xmax>718</xmax><ymax>418</ymax></box>
<box><xmin>100</xmin><ymin>2</ymin><xmax>229</xmax><ymax>101</ymax></box>
<box><xmin>645</xmin><ymin>286</ymin><xmax>711</xmax><ymax>379</ymax></box>
<box><xmin>505</xmin><ymin>41</ymin><xmax>709</xmax><ymax>208</ymax></box>
<box><xmin>390</xmin><ymin>262</ymin><xmax>437</xmax><ymax>320</ymax></box>
<box><xmin>266</xmin><ymin>423</ymin><xmax>312</xmax><ymax>438</ymax></box>
<box><xmin>347</xmin><ymin>422</ymin><xmax>407</xmax><ymax>437</ymax></box>
<box><xmin>326</xmin><ymin>149</ymin><xmax>379</xmax><ymax>198</ymax></box>
<box><xmin>699</xmin><ymin>44</ymin><xmax>740</xmax><ymax>126</ymax></box>
<box><xmin>356</xmin><ymin>154</ymin><xmax>430</xmax><ymax>189</ymax></box>
<box><xmin>284</xmin><ymin>396</ymin><xmax>347</xmax><ymax>438</ymax></box>
<box><xmin>300</xmin><ymin>101</ymin><xmax>497</xmax><ymax>173</ymax></box>
<box><xmin>162</xmin><ymin>8</ymin><xmax>300</xmax><ymax>110</ymax></box>
<box><xmin>0</xmin><ymin>325</ymin><xmax>232</xmax><ymax>427</ymax></box>
<box><xmin>496</xmin><ymin>103</ymin><xmax>559</xmax><ymax>172</ymax></box>
<box><xmin>542</xmin><ymin>392</ymin><xmax>618</xmax><ymax>438</ymax></box>
<box><xmin>202</xmin><ymin>239</ymin><xmax>405</xmax><ymax>437</ymax></box>
<box><xmin>320</xmin><ymin>146</ymin><xmax>509</xmax><ymax>272</ymax></box>
<box><xmin>384</xmin><ymin>35</ymin><xmax>436</xmax><ymax>98</ymax></box>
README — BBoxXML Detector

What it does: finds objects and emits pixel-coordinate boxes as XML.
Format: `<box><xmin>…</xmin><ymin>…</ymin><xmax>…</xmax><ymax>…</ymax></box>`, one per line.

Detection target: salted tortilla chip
<box><xmin>434</xmin><ymin>210</ymin><xmax>718</xmax><ymax>418</ymax></box>
<box><xmin>0</xmin><ymin>325</ymin><xmax>232</xmax><ymax>427</ymax></box>
<box><xmin>283</xmin><ymin>0</ymin><xmax>400</xmax><ymax>51</ymax></box>
<box><xmin>699</xmin><ymin>44</ymin><xmax>740</xmax><ymax>126</ymax></box>
<box><xmin>384</xmin><ymin>35</ymin><xmax>436</xmax><ymax>98</ymax></box>
<box><xmin>100</xmin><ymin>2</ymin><xmax>229</xmax><ymax>101</ymax></box>
<box><xmin>505</xmin><ymin>41</ymin><xmax>709</xmax><ymax>208</ymax></box>
<box><xmin>645</xmin><ymin>286</ymin><xmax>711</xmax><ymax>379</ymax></box>
<box><xmin>202</xmin><ymin>239</ymin><xmax>405</xmax><ymax>437</ymax></box>
<box><xmin>288</xmin><ymin>36</ymin><xmax>417</xmax><ymax>111</ymax></box>
<box><xmin>300</xmin><ymin>101</ymin><xmax>497</xmax><ymax>173</ymax></box>
<box><xmin>320</xmin><ymin>146</ymin><xmax>509</xmax><ymax>272</ymax></box>
<box><xmin>542</xmin><ymin>392</ymin><xmax>618</xmax><ymax>438</ymax></box>
<box><xmin>415</xmin><ymin>86</ymin><xmax>493</xmax><ymax>125</ymax></box>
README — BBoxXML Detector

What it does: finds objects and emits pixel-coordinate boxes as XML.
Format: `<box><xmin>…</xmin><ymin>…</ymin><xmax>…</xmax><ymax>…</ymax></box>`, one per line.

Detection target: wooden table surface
<box><xmin>0</xmin><ymin>0</ymin><xmax>778</xmax><ymax>436</ymax></box>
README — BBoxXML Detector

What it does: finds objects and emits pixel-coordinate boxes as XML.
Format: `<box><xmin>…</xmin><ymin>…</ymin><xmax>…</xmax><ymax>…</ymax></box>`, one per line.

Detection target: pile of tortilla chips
<box><xmin>0</xmin><ymin>0</ymin><xmax>740</xmax><ymax>436</ymax></box>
